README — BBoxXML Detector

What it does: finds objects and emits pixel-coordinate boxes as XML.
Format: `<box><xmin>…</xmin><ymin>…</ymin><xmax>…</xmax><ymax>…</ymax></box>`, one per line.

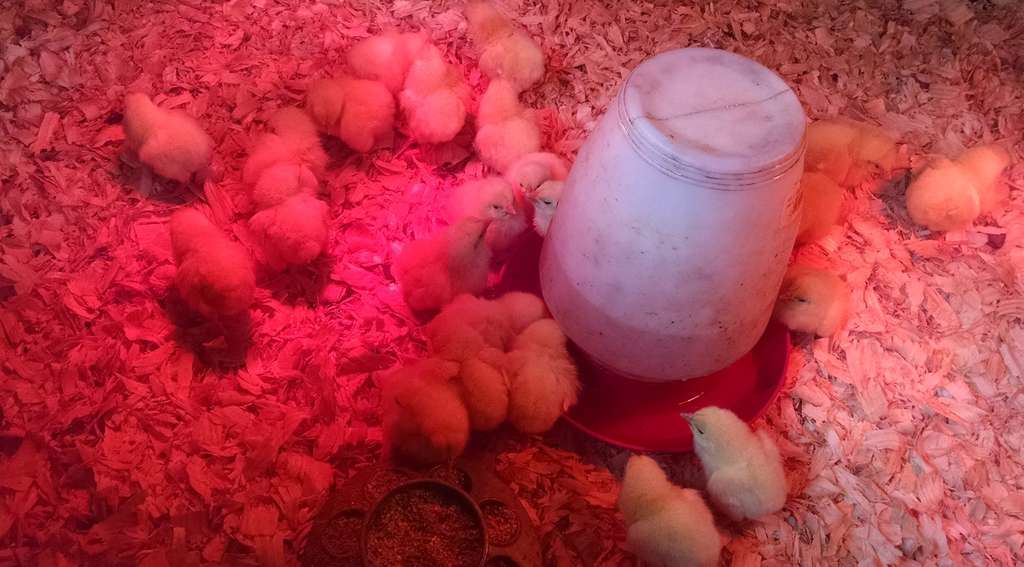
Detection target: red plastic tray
<box><xmin>495</xmin><ymin>231</ymin><xmax>791</xmax><ymax>453</ymax></box>
<box><xmin>562</xmin><ymin>321</ymin><xmax>790</xmax><ymax>452</ymax></box>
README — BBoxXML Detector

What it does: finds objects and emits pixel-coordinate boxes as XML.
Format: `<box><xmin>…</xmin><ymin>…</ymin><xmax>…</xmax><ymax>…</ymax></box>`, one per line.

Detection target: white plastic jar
<box><xmin>539</xmin><ymin>48</ymin><xmax>806</xmax><ymax>382</ymax></box>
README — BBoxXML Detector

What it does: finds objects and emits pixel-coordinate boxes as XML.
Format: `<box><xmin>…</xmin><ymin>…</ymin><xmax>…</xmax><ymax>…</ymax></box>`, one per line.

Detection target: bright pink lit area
<box><xmin>1</xmin><ymin>1</ymin><xmax>1023</xmax><ymax>567</ymax></box>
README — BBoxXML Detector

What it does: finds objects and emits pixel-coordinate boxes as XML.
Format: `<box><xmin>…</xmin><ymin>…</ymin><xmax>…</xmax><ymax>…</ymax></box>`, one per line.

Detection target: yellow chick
<box><xmin>475</xmin><ymin>79</ymin><xmax>541</xmax><ymax>173</ymax></box>
<box><xmin>456</xmin><ymin>347</ymin><xmax>510</xmax><ymax>432</ymax></box>
<box><xmin>684</xmin><ymin>407</ymin><xmax>788</xmax><ymax>522</ymax></box>
<box><xmin>773</xmin><ymin>266</ymin><xmax>850</xmax><ymax>337</ymax></box>
<box><xmin>399</xmin><ymin>44</ymin><xmax>473</xmax><ymax>144</ymax></box>
<box><xmin>346</xmin><ymin>31</ymin><xmax>430</xmax><ymax>94</ymax></box>
<box><xmin>381</xmin><ymin>358</ymin><xmax>469</xmax><ymax>465</ymax></box>
<box><xmin>504</xmin><ymin>151</ymin><xmax>569</xmax><ymax>194</ymax></box>
<box><xmin>392</xmin><ymin>217</ymin><xmax>493</xmax><ymax>312</ymax></box>
<box><xmin>426</xmin><ymin>294</ymin><xmax>510</xmax><ymax>361</ymax></box>
<box><xmin>905</xmin><ymin>158</ymin><xmax>981</xmax><ymax>232</ymax></box>
<box><xmin>464</xmin><ymin>1</ymin><xmax>545</xmax><ymax>93</ymax></box>
<box><xmin>242</xmin><ymin>107</ymin><xmax>328</xmax><ymax>187</ymax></box>
<box><xmin>448</xmin><ymin>176</ymin><xmax>518</xmax><ymax>221</ymax></box>
<box><xmin>306</xmin><ymin>77</ymin><xmax>395</xmax><ymax>153</ymax></box>
<box><xmin>955</xmin><ymin>144</ymin><xmax>1011</xmax><ymax>215</ymax></box>
<box><xmin>448</xmin><ymin>176</ymin><xmax>529</xmax><ymax>254</ymax></box>
<box><xmin>530</xmin><ymin>180</ymin><xmax>563</xmax><ymax>237</ymax></box>
<box><xmin>249</xmin><ymin>163</ymin><xmax>319</xmax><ymax>211</ymax></box>
<box><xmin>247</xmin><ymin>193</ymin><xmax>330</xmax><ymax>271</ymax></box>
<box><xmin>170</xmin><ymin>209</ymin><xmax>255</xmax><ymax>319</ymax></box>
<box><xmin>505</xmin><ymin>318</ymin><xmax>580</xmax><ymax>434</ymax></box>
<box><xmin>122</xmin><ymin>93</ymin><xmax>213</xmax><ymax>183</ymax></box>
<box><xmin>618</xmin><ymin>455</ymin><xmax>722</xmax><ymax>567</ymax></box>
<box><xmin>804</xmin><ymin>117</ymin><xmax>896</xmax><ymax>187</ymax></box>
<box><xmin>795</xmin><ymin>172</ymin><xmax>843</xmax><ymax>245</ymax></box>
<box><xmin>496</xmin><ymin>291</ymin><xmax>548</xmax><ymax>336</ymax></box>
<box><xmin>425</xmin><ymin>292</ymin><xmax>547</xmax><ymax>361</ymax></box>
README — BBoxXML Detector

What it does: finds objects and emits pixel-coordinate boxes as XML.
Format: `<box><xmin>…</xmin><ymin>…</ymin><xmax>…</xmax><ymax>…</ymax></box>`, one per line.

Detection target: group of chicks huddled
<box><xmin>618</xmin><ymin>407</ymin><xmax>788</xmax><ymax>566</ymax></box>
<box><xmin>123</xmin><ymin>93</ymin><xmax>332</xmax><ymax>321</ymax></box>
<box><xmin>121</xmin><ymin>0</ymin><xmax>581</xmax><ymax>470</ymax></box>
<box><xmin>117</xmin><ymin>0</ymin><xmax>572</xmax><ymax>330</ymax></box>
<box><xmin>772</xmin><ymin>117</ymin><xmax>1013</xmax><ymax>341</ymax></box>
<box><xmin>381</xmin><ymin>292</ymin><xmax>580</xmax><ymax>464</ymax></box>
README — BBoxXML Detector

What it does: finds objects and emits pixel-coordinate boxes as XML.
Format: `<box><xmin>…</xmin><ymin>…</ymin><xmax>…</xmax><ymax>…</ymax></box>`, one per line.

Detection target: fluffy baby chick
<box><xmin>505</xmin><ymin>152</ymin><xmax>569</xmax><ymax>194</ymax></box>
<box><xmin>955</xmin><ymin>144</ymin><xmax>1011</xmax><ymax>215</ymax></box>
<box><xmin>795</xmin><ymin>172</ymin><xmax>843</xmax><ymax>245</ymax></box>
<box><xmin>242</xmin><ymin>107</ymin><xmax>328</xmax><ymax>187</ymax></box>
<box><xmin>475</xmin><ymin>79</ymin><xmax>541</xmax><ymax>172</ymax></box>
<box><xmin>505</xmin><ymin>318</ymin><xmax>580</xmax><ymax>434</ymax></box>
<box><xmin>457</xmin><ymin>348</ymin><xmax>510</xmax><ymax>431</ymax></box>
<box><xmin>464</xmin><ymin>1</ymin><xmax>545</xmax><ymax>92</ymax></box>
<box><xmin>905</xmin><ymin>158</ymin><xmax>980</xmax><ymax>232</ymax></box>
<box><xmin>346</xmin><ymin>31</ymin><xmax>429</xmax><ymax>94</ymax></box>
<box><xmin>249</xmin><ymin>163</ymin><xmax>318</xmax><ymax>211</ymax></box>
<box><xmin>804</xmin><ymin>118</ymin><xmax>896</xmax><ymax>187</ymax></box>
<box><xmin>426</xmin><ymin>294</ymin><xmax>509</xmax><ymax>361</ymax></box>
<box><xmin>530</xmin><ymin>180</ymin><xmax>563</xmax><ymax>237</ymax></box>
<box><xmin>248</xmin><ymin>193</ymin><xmax>330</xmax><ymax>270</ymax></box>
<box><xmin>684</xmin><ymin>407</ymin><xmax>788</xmax><ymax>522</ymax></box>
<box><xmin>382</xmin><ymin>358</ymin><xmax>469</xmax><ymax>465</ymax></box>
<box><xmin>170</xmin><ymin>209</ymin><xmax>255</xmax><ymax>318</ymax></box>
<box><xmin>306</xmin><ymin>77</ymin><xmax>395</xmax><ymax>153</ymax></box>
<box><xmin>399</xmin><ymin>44</ymin><xmax>473</xmax><ymax>144</ymax></box>
<box><xmin>618</xmin><ymin>455</ymin><xmax>722</xmax><ymax>567</ymax></box>
<box><xmin>496</xmin><ymin>291</ymin><xmax>548</xmax><ymax>336</ymax></box>
<box><xmin>773</xmin><ymin>265</ymin><xmax>850</xmax><ymax>337</ymax></box>
<box><xmin>449</xmin><ymin>176</ymin><xmax>529</xmax><ymax>253</ymax></box>
<box><xmin>393</xmin><ymin>217</ymin><xmax>493</xmax><ymax>312</ymax></box>
<box><xmin>425</xmin><ymin>292</ymin><xmax>547</xmax><ymax>361</ymax></box>
<box><xmin>122</xmin><ymin>93</ymin><xmax>213</xmax><ymax>183</ymax></box>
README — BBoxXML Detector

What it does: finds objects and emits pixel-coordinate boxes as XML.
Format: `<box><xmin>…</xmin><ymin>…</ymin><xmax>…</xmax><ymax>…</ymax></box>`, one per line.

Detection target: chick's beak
<box><xmin>680</xmin><ymin>412</ymin><xmax>703</xmax><ymax>435</ymax></box>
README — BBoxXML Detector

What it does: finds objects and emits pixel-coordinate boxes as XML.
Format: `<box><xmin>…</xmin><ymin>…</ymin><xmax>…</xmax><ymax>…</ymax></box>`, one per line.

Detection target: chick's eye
<box><xmin>542</xmin><ymin>199</ymin><xmax>554</xmax><ymax>205</ymax></box>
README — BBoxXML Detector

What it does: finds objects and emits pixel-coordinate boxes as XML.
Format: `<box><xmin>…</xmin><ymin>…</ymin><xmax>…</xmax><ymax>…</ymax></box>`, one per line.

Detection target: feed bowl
<box><xmin>362</xmin><ymin>479</ymin><xmax>488</xmax><ymax>567</ymax></box>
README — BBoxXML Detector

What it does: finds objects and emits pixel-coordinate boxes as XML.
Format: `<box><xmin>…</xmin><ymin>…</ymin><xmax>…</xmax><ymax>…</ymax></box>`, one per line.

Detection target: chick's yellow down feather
<box><xmin>425</xmin><ymin>292</ymin><xmax>546</xmax><ymax>362</ymax></box>
<box><xmin>123</xmin><ymin>93</ymin><xmax>213</xmax><ymax>183</ymax></box>
<box><xmin>496</xmin><ymin>291</ymin><xmax>548</xmax><ymax>336</ymax></box>
<box><xmin>457</xmin><ymin>348</ymin><xmax>510</xmax><ymax>431</ymax></box>
<box><xmin>346</xmin><ymin>31</ymin><xmax>429</xmax><ymax>94</ymax></box>
<box><xmin>249</xmin><ymin>163</ymin><xmax>318</xmax><ymax>211</ymax></box>
<box><xmin>618</xmin><ymin>455</ymin><xmax>722</xmax><ymax>567</ymax></box>
<box><xmin>795</xmin><ymin>172</ymin><xmax>843</xmax><ymax>245</ymax></box>
<box><xmin>248</xmin><ymin>194</ymin><xmax>329</xmax><ymax>270</ymax></box>
<box><xmin>170</xmin><ymin>209</ymin><xmax>255</xmax><ymax>319</ymax></box>
<box><xmin>393</xmin><ymin>218</ymin><xmax>493</xmax><ymax>312</ymax></box>
<box><xmin>475</xmin><ymin>79</ymin><xmax>540</xmax><ymax>172</ymax></box>
<box><xmin>306</xmin><ymin>77</ymin><xmax>395</xmax><ymax>153</ymax></box>
<box><xmin>399</xmin><ymin>45</ymin><xmax>472</xmax><ymax>144</ymax></box>
<box><xmin>448</xmin><ymin>177</ymin><xmax>529</xmax><ymax>253</ymax></box>
<box><xmin>382</xmin><ymin>358</ymin><xmax>469</xmax><ymax>465</ymax></box>
<box><xmin>242</xmin><ymin>107</ymin><xmax>327</xmax><ymax>187</ymax></box>
<box><xmin>685</xmin><ymin>407</ymin><xmax>788</xmax><ymax>522</ymax></box>
<box><xmin>505</xmin><ymin>318</ymin><xmax>579</xmax><ymax>434</ymax></box>
<box><xmin>773</xmin><ymin>265</ymin><xmax>850</xmax><ymax>337</ymax></box>
<box><xmin>505</xmin><ymin>152</ymin><xmax>569</xmax><ymax>193</ymax></box>
<box><xmin>905</xmin><ymin>158</ymin><xmax>980</xmax><ymax>232</ymax></box>
<box><xmin>464</xmin><ymin>1</ymin><xmax>545</xmax><ymax>92</ymax></box>
<box><xmin>531</xmin><ymin>180</ymin><xmax>563</xmax><ymax>237</ymax></box>
<box><xmin>804</xmin><ymin>118</ymin><xmax>896</xmax><ymax>187</ymax></box>
<box><xmin>954</xmin><ymin>144</ymin><xmax>1011</xmax><ymax>215</ymax></box>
